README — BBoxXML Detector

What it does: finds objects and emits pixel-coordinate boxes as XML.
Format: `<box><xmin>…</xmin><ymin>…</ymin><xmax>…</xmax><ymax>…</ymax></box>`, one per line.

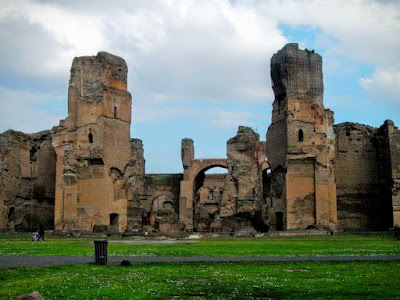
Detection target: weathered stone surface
<box><xmin>271</xmin><ymin>43</ymin><xmax>323</xmax><ymax>106</ymax></box>
<box><xmin>225</xmin><ymin>126</ymin><xmax>262</xmax><ymax>204</ymax></box>
<box><xmin>376</xmin><ymin>120</ymin><xmax>400</xmax><ymax>227</ymax></box>
<box><xmin>233</xmin><ymin>227</ymin><xmax>257</xmax><ymax>237</ymax></box>
<box><xmin>194</xmin><ymin>174</ymin><xmax>225</xmax><ymax>232</ymax></box>
<box><xmin>0</xmin><ymin>130</ymin><xmax>55</xmax><ymax>230</ymax></box>
<box><xmin>335</xmin><ymin>123</ymin><xmax>380</xmax><ymax>230</ymax></box>
<box><xmin>179</xmin><ymin>136</ymin><xmax>229</xmax><ymax>231</ymax></box>
<box><xmin>52</xmin><ymin>51</ymin><xmax>132</xmax><ymax>232</ymax></box>
<box><xmin>125</xmin><ymin>173</ymin><xmax>182</xmax><ymax>232</ymax></box>
<box><xmin>2</xmin><ymin>44</ymin><xmax>399</xmax><ymax>233</ymax></box>
<box><xmin>333</xmin><ymin>121</ymin><xmax>399</xmax><ymax>230</ymax></box>
<box><xmin>16</xmin><ymin>291</ymin><xmax>44</xmax><ymax>300</ymax></box>
<box><xmin>219</xmin><ymin>126</ymin><xmax>268</xmax><ymax>231</ymax></box>
<box><xmin>267</xmin><ymin>43</ymin><xmax>336</xmax><ymax>231</ymax></box>
<box><xmin>181</xmin><ymin>138</ymin><xmax>194</xmax><ymax>179</ymax></box>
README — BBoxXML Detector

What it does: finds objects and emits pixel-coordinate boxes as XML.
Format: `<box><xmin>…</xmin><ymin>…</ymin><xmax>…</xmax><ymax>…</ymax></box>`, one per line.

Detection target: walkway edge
<box><xmin>1</xmin><ymin>255</ymin><xmax>400</xmax><ymax>269</ymax></box>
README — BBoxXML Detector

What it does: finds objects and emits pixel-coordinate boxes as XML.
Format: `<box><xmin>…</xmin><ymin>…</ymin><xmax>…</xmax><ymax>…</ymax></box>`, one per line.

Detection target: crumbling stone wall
<box><xmin>2</xmin><ymin>44</ymin><xmax>400</xmax><ymax>234</ymax></box>
<box><xmin>220</xmin><ymin>126</ymin><xmax>268</xmax><ymax>232</ymax></box>
<box><xmin>335</xmin><ymin>121</ymin><xmax>399</xmax><ymax>230</ymax></box>
<box><xmin>266</xmin><ymin>43</ymin><xmax>337</xmax><ymax>231</ymax></box>
<box><xmin>144</xmin><ymin>174</ymin><xmax>182</xmax><ymax>232</ymax></box>
<box><xmin>0</xmin><ymin>130</ymin><xmax>55</xmax><ymax>230</ymax></box>
<box><xmin>179</xmin><ymin>138</ymin><xmax>195</xmax><ymax>229</ymax></box>
<box><xmin>376</xmin><ymin>121</ymin><xmax>400</xmax><ymax>228</ymax></box>
<box><xmin>124</xmin><ymin>138</ymin><xmax>146</xmax><ymax>231</ymax></box>
<box><xmin>178</xmin><ymin>127</ymin><xmax>268</xmax><ymax>233</ymax></box>
<box><xmin>194</xmin><ymin>174</ymin><xmax>225</xmax><ymax>231</ymax></box>
<box><xmin>335</xmin><ymin>123</ymin><xmax>382</xmax><ymax>230</ymax></box>
<box><xmin>124</xmin><ymin>171</ymin><xmax>183</xmax><ymax>234</ymax></box>
<box><xmin>52</xmin><ymin>52</ymin><xmax>133</xmax><ymax>232</ymax></box>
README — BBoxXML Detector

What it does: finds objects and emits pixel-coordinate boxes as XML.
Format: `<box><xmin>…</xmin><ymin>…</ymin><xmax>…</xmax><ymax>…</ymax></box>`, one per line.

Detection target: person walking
<box><xmin>38</xmin><ymin>225</ymin><xmax>45</xmax><ymax>242</ymax></box>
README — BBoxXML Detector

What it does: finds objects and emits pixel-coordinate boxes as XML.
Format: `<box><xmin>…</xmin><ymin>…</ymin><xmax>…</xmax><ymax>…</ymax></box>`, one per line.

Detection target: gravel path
<box><xmin>1</xmin><ymin>255</ymin><xmax>400</xmax><ymax>269</ymax></box>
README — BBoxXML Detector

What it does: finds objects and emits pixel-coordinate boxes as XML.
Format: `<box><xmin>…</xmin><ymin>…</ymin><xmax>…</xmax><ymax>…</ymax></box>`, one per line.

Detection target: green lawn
<box><xmin>1</xmin><ymin>261</ymin><xmax>399</xmax><ymax>299</ymax></box>
<box><xmin>0</xmin><ymin>234</ymin><xmax>399</xmax><ymax>257</ymax></box>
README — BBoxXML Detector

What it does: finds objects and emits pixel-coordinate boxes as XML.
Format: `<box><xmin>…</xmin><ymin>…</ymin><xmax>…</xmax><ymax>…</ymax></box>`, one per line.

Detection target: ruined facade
<box><xmin>266</xmin><ymin>44</ymin><xmax>337</xmax><ymax>230</ymax></box>
<box><xmin>1</xmin><ymin>43</ymin><xmax>399</xmax><ymax>233</ymax></box>
<box><xmin>0</xmin><ymin>130</ymin><xmax>56</xmax><ymax>230</ymax></box>
<box><xmin>51</xmin><ymin>52</ymin><xmax>133</xmax><ymax>232</ymax></box>
<box><xmin>335</xmin><ymin>121</ymin><xmax>399</xmax><ymax>230</ymax></box>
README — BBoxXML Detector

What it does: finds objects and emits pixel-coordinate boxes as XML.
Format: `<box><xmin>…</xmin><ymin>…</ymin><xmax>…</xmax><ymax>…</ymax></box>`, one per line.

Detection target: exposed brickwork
<box><xmin>1</xmin><ymin>45</ymin><xmax>398</xmax><ymax>233</ymax></box>
<box><xmin>52</xmin><ymin>52</ymin><xmax>133</xmax><ymax>232</ymax></box>
<box><xmin>0</xmin><ymin>130</ymin><xmax>55</xmax><ymax>230</ymax></box>
<box><xmin>334</xmin><ymin>121</ymin><xmax>400</xmax><ymax>230</ymax></box>
<box><xmin>267</xmin><ymin>43</ymin><xmax>336</xmax><ymax>231</ymax></box>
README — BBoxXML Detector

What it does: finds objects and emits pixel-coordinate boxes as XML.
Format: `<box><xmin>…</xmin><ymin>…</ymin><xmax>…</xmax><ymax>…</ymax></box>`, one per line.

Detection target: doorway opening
<box><xmin>275</xmin><ymin>212</ymin><xmax>283</xmax><ymax>231</ymax></box>
<box><xmin>110</xmin><ymin>213</ymin><xmax>119</xmax><ymax>227</ymax></box>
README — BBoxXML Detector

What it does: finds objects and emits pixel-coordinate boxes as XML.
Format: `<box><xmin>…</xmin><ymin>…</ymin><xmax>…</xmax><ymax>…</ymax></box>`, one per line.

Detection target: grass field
<box><xmin>1</xmin><ymin>261</ymin><xmax>400</xmax><ymax>299</ymax></box>
<box><xmin>1</xmin><ymin>234</ymin><xmax>399</xmax><ymax>299</ymax></box>
<box><xmin>0</xmin><ymin>234</ymin><xmax>399</xmax><ymax>257</ymax></box>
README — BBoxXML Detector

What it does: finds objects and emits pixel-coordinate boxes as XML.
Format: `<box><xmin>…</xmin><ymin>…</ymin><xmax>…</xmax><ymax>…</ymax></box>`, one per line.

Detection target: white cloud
<box><xmin>249</xmin><ymin>0</ymin><xmax>400</xmax><ymax>109</ymax></box>
<box><xmin>0</xmin><ymin>0</ymin><xmax>106</xmax><ymax>79</ymax></box>
<box><xmin>0</xmin><ymin>0</ymin><xmax>285</xmax><ymax>104</ymax></box>
<box><xmin>209</xmin><ymin>110</ymin><xmax>251</xmax><ymax>128</ymax></box>
<box><xmin>1</xmin><ymin>0</ymin><xmax>400</xmax><ymax>131</ymax></box>
<box><xmin>359</xmin><ymin>67</ymin><xmax>400</xmax><ymax>104</ymax></box>
<box><xmin>0</xmin><ymin>86</ymin><xmax>64</xmax><ymax>133</ymax></box>
<box><xmin>257</xmin><ymin>0</ymin><xmax>400</xmax><ymax>66</ymax></box>
<box><xmin>208</xmin><ymin>109</ymin><xmax>265</xmax><ymax>129</ymax></box>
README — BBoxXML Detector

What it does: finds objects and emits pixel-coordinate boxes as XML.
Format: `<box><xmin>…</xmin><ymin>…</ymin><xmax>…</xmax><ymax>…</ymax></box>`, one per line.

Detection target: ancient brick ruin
<box><xmin>1</xmin><ymin>43</ymin><xmax>399</xmax><ymax>233</ymax></box>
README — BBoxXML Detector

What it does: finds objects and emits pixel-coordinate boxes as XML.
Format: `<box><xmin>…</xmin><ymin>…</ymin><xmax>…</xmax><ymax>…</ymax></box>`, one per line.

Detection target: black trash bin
<box><xmin>94</xmin><ymin>239</ymin><xmax>108</xmax><ymax>265</ymax></box>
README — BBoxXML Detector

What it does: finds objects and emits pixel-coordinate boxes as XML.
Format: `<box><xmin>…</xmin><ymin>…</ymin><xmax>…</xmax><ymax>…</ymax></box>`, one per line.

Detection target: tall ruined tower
<box><xmin>52</xmin><ymin>52</ymin><xmax>133</xmax><ymax>231</ymax></box>
<box><xmin>266</xmin><ymin>44</ymin><xmax>337</xmax><ymax>230</ymax></box>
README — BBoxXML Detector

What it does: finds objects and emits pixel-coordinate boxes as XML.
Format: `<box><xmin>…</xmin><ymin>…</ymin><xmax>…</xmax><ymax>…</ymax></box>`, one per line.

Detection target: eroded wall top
<box><xmin>70</xmin><ymin>51</ymin><xmax>128</xmax><ymax>95</ymax></box>
<box><xmin>66</xmin><ymin>51</ymin><xmax>132</xmax><ymax>130</ymax></box>
<box><xmin>271</xmin><ymin>43</ymin><xmax>323</xmax><ymax>106</ymax></box>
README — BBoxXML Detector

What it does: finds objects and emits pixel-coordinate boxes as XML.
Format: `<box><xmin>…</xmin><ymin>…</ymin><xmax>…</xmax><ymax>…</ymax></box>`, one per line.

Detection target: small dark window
<box><xmin>88</xmin><ymin>133</ymin><xmax>93</xmax><ymax>144</ymax></box>
<box><xmin>298</xmin><ymin>129</ymin><xmax>304</xmax><ymax>142</ymax></box>
<box><xmin>114</xmin><ymin>106</ymin><xmax>117</xmax><ymax>118</ymax></box>
<box><xmin>110</xmin><ymin>213</ymin><xmax>119</xmax><ymax>226</ymax></box>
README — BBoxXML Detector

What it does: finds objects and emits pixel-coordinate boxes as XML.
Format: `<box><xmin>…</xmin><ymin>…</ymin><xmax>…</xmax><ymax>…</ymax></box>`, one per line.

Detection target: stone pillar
<box><xmin>179</xmin><ymin>138</ymin><xmax>195</xmax><ymax>231</ymax></box>
<box><xmin>377</xmin><ymin>120</ymin><xmax>400</xmax><ymax>227</ymax></box>
<box><xmin>386</xmin><ymin>121</ymin><xmax>400</xmax><ymax>226</ymax></box>
<box><xmin>266</xmin><ymin>43</ymin><xmax>337</xmax><ymax>230</ymax></box>
<box><xmin>181</xmin><ymin>138</ymin><xmax>194</xmax><ymax>180</ymax></box>
<box><xmin>221</xmin><ymin>126</ymin><xmax>262</xmax><ymax>214</ymax></box>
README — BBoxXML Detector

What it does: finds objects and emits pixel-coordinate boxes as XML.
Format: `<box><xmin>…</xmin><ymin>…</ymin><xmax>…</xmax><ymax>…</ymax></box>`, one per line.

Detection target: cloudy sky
<box><xmin>0</xmin><ymin>0</ymin><xmax>399</xmax><ymax>173</ymax></box>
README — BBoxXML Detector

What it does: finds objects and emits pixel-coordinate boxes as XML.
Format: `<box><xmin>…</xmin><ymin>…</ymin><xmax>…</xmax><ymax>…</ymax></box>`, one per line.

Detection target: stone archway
<box><xmin>192</xmin><ymin>166</ymin><xmax>227</xmax><ymax>232</ymax></box>
<box><xmin>179</xmin><ymin>159</ymin><xmax>228</xmax><ymax>231</ymax></box>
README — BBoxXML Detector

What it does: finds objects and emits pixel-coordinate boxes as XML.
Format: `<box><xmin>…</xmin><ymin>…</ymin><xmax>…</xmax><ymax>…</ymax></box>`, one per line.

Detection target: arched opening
<box><xmin>110</xmin><ymin>213</ymin><xmax>119</xmax><ymax>227</ymax></box>
<box><xmin>275</xmin><ymin>212</ymin><xmax>283</xmax><ymax>231</ymax></box>
<box><xmin>114</xmin><ymin>106</ymin><xmax>117</xmax><ymax>118</ymax></box>
<box><xmin>193</xmin><ymin>165</ymin><xmax>228</xmax><ymax>232</ymax></box>
<box><xmin>204</xmin><ymin>167</ymin><xmax>228</xmax><ymax>175</ymax></box>
<box><xmin>88</xmin><ymin>132</ymin><xmax>93</xmax><ymax>144</ymax></box>
<box><xmin>298</xmin><ymin>129</ymin><xmax>304</xmax><ymax>142</ymax></box>
<box><xmin>150</xmin><ymin>195</ymin><xmax>177</xmax><ymax>231</ymax></box>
